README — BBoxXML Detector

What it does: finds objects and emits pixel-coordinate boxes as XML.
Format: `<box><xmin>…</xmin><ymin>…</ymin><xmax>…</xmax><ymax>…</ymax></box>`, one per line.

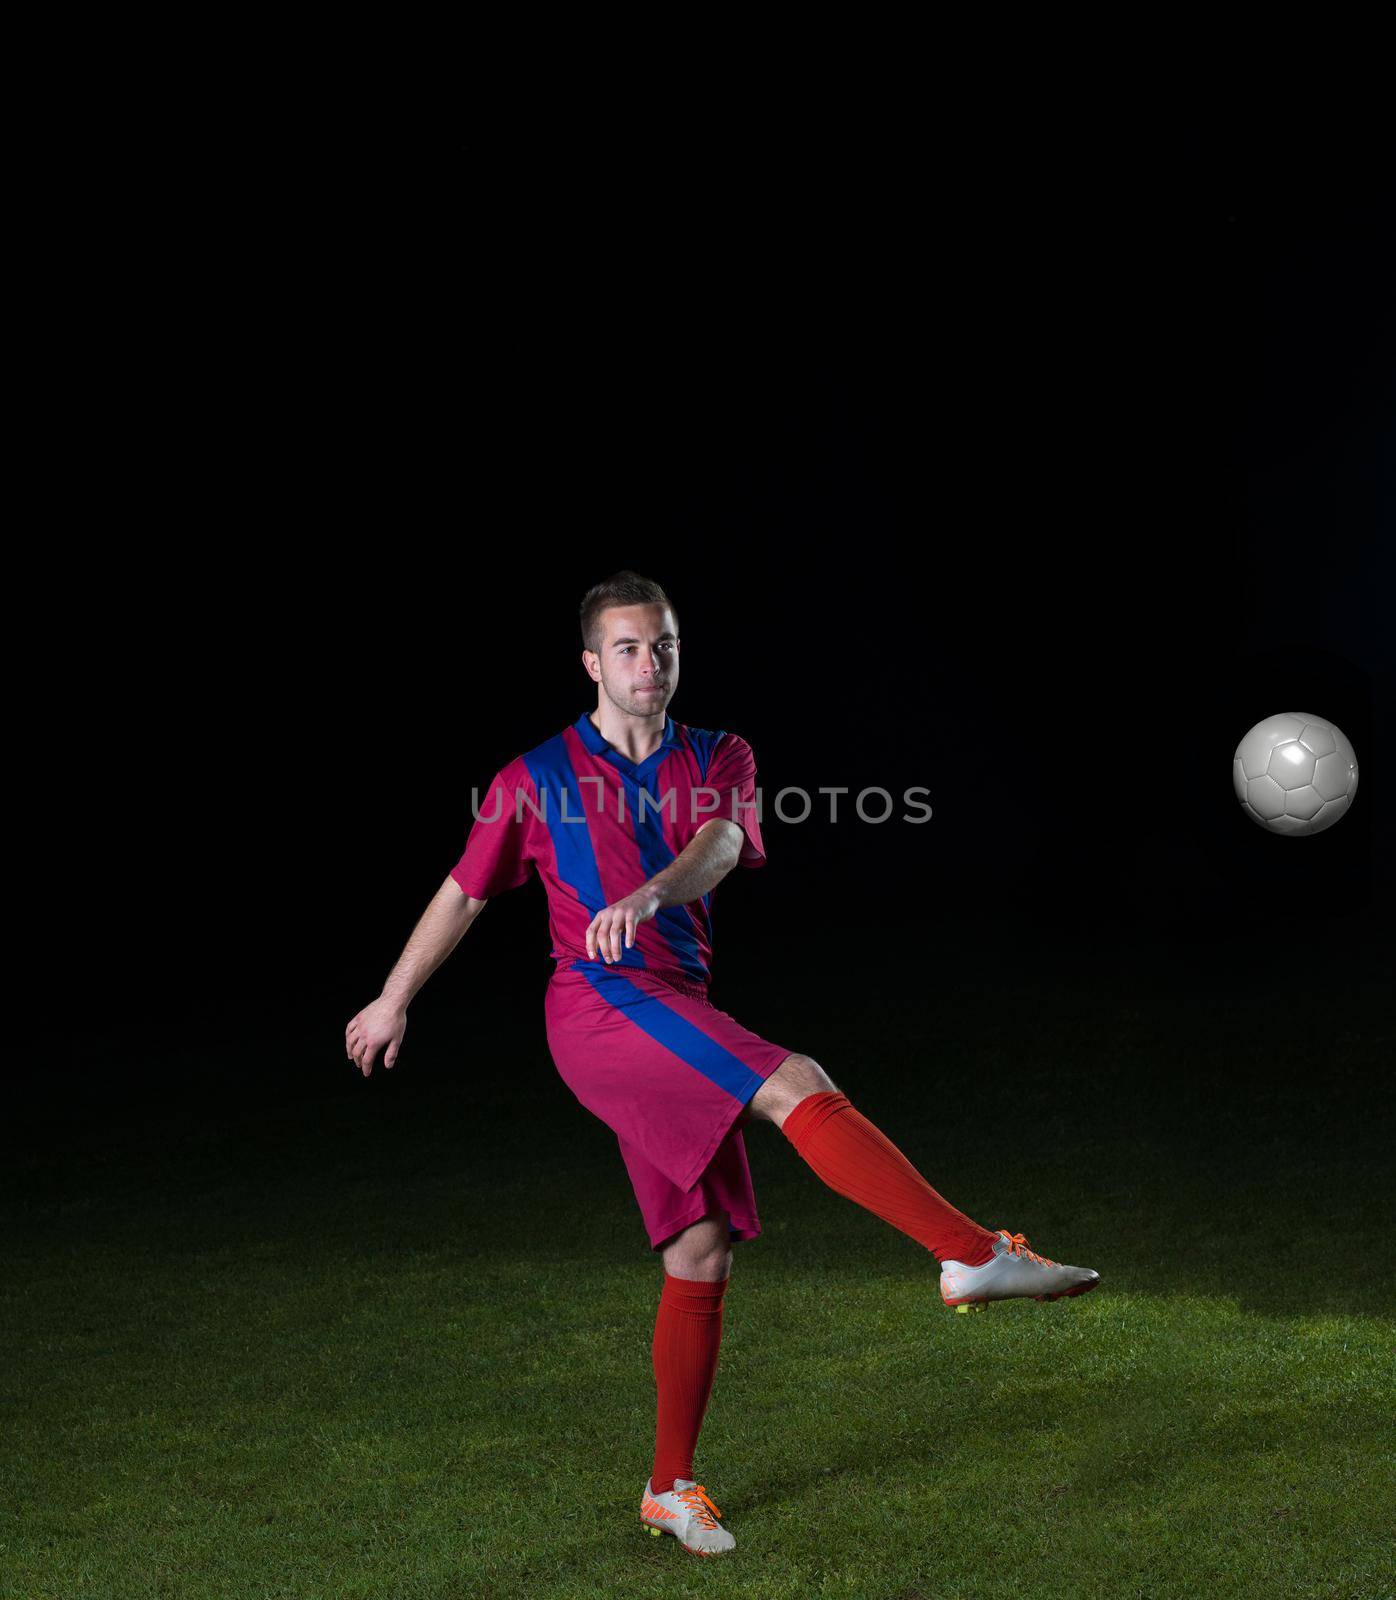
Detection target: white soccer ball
<box><xmin>1232</xmin><ymin>713</ymin><xmax>1360</xmax><ymax>836</ymax></box>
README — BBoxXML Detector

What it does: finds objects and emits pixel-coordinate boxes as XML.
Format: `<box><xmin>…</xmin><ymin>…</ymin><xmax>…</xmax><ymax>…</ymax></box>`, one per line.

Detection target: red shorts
<box><xmin>544</xmin><ymin>958</ymin><xmax>793</xmax><ymax>1251</ymax></box>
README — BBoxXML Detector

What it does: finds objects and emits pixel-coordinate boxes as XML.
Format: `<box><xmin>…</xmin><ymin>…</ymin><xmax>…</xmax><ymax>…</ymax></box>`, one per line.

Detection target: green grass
<box><xmin>5</xmin><ymin>933</ymin><xmax>1394</xmax><ymax>1599</ymax></box>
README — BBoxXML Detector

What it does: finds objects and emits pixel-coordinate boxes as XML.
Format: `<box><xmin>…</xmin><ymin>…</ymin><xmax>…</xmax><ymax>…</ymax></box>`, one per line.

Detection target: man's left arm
<box><xmin>584</xmin><ymin>819</ymin><xmax>743</xmax><ymax>963</ymax></box>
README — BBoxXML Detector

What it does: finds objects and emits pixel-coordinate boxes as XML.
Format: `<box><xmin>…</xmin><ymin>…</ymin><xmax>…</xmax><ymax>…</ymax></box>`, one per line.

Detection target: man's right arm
<box><xmin>345</xmin><ymin>876</ymin><xmax>487</xmax><ymax>1077</ymax></box>
<box><xmin>381</xmin><ymin>875</ymin><xmax>487</xmax><ymax>1008</ymax></box>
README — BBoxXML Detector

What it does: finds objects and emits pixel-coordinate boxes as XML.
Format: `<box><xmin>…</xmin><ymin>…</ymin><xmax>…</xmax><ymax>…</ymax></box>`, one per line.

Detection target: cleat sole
<box><xmin>945</xmin><ymin>1276</ymin><xmax>1102</xmax><ymax>1309</ymax></box>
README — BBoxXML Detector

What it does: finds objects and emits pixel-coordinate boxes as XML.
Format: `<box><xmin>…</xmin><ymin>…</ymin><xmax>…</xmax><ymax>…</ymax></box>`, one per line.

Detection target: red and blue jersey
<box><xmin>450</xmin><ymin>712</ymin><xmax>765</xmax><ymax>988</ymax></box>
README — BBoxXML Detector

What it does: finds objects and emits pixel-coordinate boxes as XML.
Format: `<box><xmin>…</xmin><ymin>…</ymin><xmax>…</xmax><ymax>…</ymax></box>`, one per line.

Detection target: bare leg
<box><xmin>747</xmin><ymin>1053</ymin><xmax>841</xmax><ymax>1130</ymax></box>
<box><xmin>660</xmin><ymin>1211</ymin><xmax>732</xmax><ymax>1282</ymax></box>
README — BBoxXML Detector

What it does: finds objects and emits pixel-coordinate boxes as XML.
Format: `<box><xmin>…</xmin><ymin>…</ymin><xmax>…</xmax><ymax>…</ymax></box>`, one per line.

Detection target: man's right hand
<box><xmin>345</xmin><ymin>998</ymin><xmax>407</xmax><ymax>1077</ymax></box>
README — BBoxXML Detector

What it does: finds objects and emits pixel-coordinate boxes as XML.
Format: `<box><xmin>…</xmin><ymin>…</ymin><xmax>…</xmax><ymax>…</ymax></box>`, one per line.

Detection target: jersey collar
<box><xmin>574</xmin><ymin>710</ymin><xmax>680</xmax><ymax>779</ymax></box>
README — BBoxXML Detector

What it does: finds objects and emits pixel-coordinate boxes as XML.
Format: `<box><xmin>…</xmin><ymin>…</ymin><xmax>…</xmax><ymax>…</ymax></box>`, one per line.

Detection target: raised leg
<box><xmin>746</xmin><ymin>1053</ymin><xmax>841</xmax><ymax>1129</ymax></box>
<box><xmin>746</xmin><ymin>1053</ymin><xmax>998</xmax><ymax>1266</ymax></box>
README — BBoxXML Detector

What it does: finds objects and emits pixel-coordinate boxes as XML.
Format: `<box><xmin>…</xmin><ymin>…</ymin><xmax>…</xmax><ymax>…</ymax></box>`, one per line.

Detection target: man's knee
<box><xmin>659</xmin><ymin>1211</ymin><xmax>732</xmax><ymax>1280</ymax></box>
<box><xmin>747</xmin><ymin>1053</ymin><xmax>839</xmax><ymax>1125</ymax></box>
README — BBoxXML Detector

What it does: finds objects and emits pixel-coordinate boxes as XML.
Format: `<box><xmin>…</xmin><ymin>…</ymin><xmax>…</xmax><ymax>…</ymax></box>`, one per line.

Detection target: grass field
<box><xmin>5</xmin><ymin>925</ymin><xmax>1394</xmax><ymax>1599</ymax></box>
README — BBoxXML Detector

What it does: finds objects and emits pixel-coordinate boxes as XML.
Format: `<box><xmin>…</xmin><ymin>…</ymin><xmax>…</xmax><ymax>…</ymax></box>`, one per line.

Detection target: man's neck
<box><xmin>589</xmin><ymin>706</ymin><xmax>666</xmax><ymax>764</ymax></box>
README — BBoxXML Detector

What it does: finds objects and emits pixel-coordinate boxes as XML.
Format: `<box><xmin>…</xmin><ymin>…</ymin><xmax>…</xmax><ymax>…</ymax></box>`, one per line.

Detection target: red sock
<box><xmin>781</xmin><ymin>1092</ymin><xmax>997</xmax><ymax>1266</ymax></box>
<box><xmin>651</xmin><ymin>1272</ymin><xmax>727</xmax><ymax>1495</ymax></box>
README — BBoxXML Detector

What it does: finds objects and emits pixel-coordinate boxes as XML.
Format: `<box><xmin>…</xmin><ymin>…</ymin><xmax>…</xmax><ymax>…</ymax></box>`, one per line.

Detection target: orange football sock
<box><xmin>781</xmin><ymin>1091</ymin><xmax>997</xmax><ymax>1266</ymax></box>
<box><xmin>650</xmin><ymin>1272</ymin><xmax>727</xmax><ymax>1495</ymax></box>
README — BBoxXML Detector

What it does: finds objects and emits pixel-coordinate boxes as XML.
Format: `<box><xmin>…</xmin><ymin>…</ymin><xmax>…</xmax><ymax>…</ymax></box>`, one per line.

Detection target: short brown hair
<box><xmin>579</xmin><ymin>571</ymin><xmax>679</xmax><ymax>654</ymax></box>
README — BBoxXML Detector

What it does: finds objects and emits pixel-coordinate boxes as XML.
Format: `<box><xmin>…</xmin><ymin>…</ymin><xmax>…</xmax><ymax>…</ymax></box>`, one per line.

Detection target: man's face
<box><xmin>587</xmin><ymin>603</ymin><xmax>680</xmax><ymax>717</ymax></box>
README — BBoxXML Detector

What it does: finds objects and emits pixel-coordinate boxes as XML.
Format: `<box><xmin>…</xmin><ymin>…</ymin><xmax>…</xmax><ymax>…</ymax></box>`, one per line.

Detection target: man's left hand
<box><xmin>586</xmin><ymin>887</ymin><xmax>662</xmax><ymax>963</ymax></box>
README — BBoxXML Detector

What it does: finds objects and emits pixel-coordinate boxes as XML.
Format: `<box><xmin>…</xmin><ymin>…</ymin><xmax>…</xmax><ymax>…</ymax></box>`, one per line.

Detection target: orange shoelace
<box><xmin>998</xmin><ymin>1230</ymin><xmax>1059</xmax><ymax>1266</ymax></box>
<box><xmin>677</xmin><ymin>1485</ymin><xmax>722</xmax><ymax>1527</ymax></box>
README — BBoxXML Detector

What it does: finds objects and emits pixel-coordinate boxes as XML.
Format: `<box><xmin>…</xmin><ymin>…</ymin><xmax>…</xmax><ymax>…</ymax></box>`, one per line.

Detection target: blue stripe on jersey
<box><xmin>572</xmin><ymin>714</ymin><xmax>707</xmax><ymax>982</ymax></box>
<box><xmin>681</xmin><ymin>727</ymin><xmax>727</xmax><ymax>920</ymax></box>
<box><xmin>572</xmin><ymin>959</ymin><xmax>766</xmax><ymax>1103</ymax></box>
<box><xmin>524</xmin><ymin>734</ymin><xmax>649</xmax><ymax>971</ymax></box>
<box><xmin>624</xmin><ymin>771</ymin><xmax>708</xmax><ymax>982</ymax></box>
<box><xmin>682</xmin><ymin>724</ymin><xmax>724</xmax><ymax>783</ymax></box>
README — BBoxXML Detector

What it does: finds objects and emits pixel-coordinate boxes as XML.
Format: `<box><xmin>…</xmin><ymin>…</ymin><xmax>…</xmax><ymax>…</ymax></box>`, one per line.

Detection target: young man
<box><xmin>345</xmin><ymin>571</ymin><xmax>1099</xmax><ymax>1559</ymax></box>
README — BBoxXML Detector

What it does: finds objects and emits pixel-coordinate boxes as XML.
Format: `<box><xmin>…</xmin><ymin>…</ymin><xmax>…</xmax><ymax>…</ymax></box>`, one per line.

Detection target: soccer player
<box><xmin>345</xmin><ymin>571</ymin><xmax>1099</xmax><ymax>1558</ymax></box>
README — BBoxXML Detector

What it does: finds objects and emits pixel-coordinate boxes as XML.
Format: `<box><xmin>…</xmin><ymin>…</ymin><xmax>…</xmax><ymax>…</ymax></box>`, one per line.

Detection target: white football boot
<box><xmin>940</xmin><ymin>1229</ymin><xmax>1100</xmax><ymax>1311</ymax></box>
<box><xmin>640</xmin><ymin>1477</ymin><xmax>736</xmax><ymax>1556</ymax></box>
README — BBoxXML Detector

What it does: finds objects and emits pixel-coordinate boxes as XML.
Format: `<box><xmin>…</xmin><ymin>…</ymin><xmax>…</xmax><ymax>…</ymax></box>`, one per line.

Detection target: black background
<box><xmin>21</xmin><ymin>135</ymin><xmax>1394</xmax><ymax>1124</ymax></box>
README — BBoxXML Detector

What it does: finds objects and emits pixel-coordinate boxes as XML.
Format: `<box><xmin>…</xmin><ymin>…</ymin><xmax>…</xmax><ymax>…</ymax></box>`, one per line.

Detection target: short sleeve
<box><xmin>450</xmin><ymin>762</ymin><xmax>535</xmax><ymax>899</ymax></box>
<box><xmin>703</xmin><ymin>732</ymin><xmax>766</xmax><ymax>867</ymax></box>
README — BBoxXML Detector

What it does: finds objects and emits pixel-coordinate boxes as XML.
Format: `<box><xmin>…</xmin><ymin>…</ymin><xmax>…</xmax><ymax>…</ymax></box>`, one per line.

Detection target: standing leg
<box><xmin>650</xmin><ymin>1212</ymin><xmax>730</xmax><ymax>1494</ymax></box>
<box><xmin>749</xmin><ymin>1054</ymin><xmax>999</xmax><ymax>1266</ymax></box>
